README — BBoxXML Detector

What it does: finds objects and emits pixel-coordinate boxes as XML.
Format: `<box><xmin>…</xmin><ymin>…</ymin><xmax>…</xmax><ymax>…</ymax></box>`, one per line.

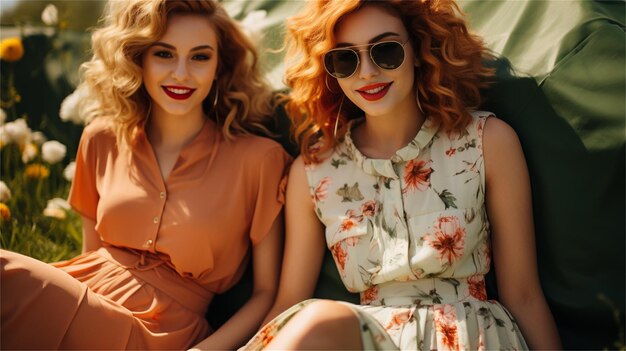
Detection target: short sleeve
<box><xmin>249</xmin><ymin>146</ymin><xmax>292</xmax><ymax>245</ymax></box>
<box><xmin>67</xmin><ymin>126</ymin><xmax>99</xmax><ymax>221</ymax></box>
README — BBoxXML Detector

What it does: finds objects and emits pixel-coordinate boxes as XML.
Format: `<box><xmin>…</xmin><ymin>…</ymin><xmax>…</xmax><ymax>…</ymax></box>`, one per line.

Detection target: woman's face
<box><xmin>142</xmin><ymin>14</ymin><xmax>218</xmax><ymax>119</ymax></box>
<box><xmin>333</xmin><ymin>6</ymin><xmax>417</xmax><ymax>119</ymax></box>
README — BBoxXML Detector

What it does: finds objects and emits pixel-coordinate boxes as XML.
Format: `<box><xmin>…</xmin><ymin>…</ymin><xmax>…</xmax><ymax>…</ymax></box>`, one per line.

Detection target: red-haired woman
<box><xmin>243</xmin><ymin>0</ymin><xmax>561</xmax><ymax>350</ymax></box>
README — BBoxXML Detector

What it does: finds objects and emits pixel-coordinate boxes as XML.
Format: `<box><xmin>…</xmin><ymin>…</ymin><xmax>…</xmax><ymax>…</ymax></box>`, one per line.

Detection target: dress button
<box><xmin>159</xmin><ymin>192</ymin><xmax>165</xmax><ymax>199</ymax></box>
<box><xmin>153</xmin><ymin>216</ymin><xmax>159</xmax><ymax>224</ymax></box>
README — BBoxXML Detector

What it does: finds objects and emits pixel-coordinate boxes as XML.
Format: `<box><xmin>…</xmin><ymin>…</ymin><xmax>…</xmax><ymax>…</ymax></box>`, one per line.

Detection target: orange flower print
<box><xmin>331</xmin><ymin>242</ymin><xmax>348</xmax><ymax>274</ymax></box>
<box><xmin>385</xmin><ymin>308</ymin><xmax>413</xmax><ymax>332</ymax></box>
<box><xmin>259</xmin><ymin>322</ymin><xmax>276</xmax><ymax>347</ymax></box>
<box><xmin>434</xmin><ymin>306</ymin><xmax>459</xmax><ymax>350</ymax></box>
<box><xmin>339</xmin><ymin>217</ymin><xmax>358</xmax><ymax>232</ymax></box>
<box><xmin>361</xmin><ymin>200</ymin><xmax>377</xmax><ymax>217</ymax></box>
<box><xmin>313</xmin><ymin>177</ymin><xmax>331</xmax><ymax>202</ymax></box>
<box><xmin>467</xmin><ymin>275</ymin><xmax>487</xmax><ymax>301</ymax></box>
<box><xmin>427</xmin><ymin>216</ymin><xmax>465</xmax><ymax>265</ymax></box>
<box><xmin>360</xmin><ymin>285</ymin><xmax>379</xmax><ymax>305</ymax></box>
<box><xmin>402</xmin><ymin>158</ymin><xmax>433</xmax><ymax>193</ymax></box>
<box><xmin>445</xmin><ymin>147</ymin><xmax>456</xmax><ymax>157</ymax></box>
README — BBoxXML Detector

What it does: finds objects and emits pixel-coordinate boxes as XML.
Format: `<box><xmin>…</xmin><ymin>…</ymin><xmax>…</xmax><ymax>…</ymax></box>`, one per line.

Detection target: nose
<box><xmin>357</xmin><ymin>49</ymin><xmax>379</xmax><ymax>80</ymax></box>
<box><xmin>171</xmin><ymin>58</ymin><xmax>188</xmax><ymax>81</ymax></box>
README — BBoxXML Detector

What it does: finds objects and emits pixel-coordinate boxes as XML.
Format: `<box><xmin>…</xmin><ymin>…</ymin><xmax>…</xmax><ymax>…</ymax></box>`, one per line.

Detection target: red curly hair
<box><xmin>284</xmin><ymin>0</ymin><xmax>494</xmax><ymax>162</ymax></box>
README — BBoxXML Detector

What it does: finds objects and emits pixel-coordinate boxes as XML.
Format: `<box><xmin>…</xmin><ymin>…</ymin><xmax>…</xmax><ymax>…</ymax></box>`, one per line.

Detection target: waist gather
<box><xmin>95</xmin><ymin>246</ymin><xmax>213</xmax><ymax>315</ymax></box>
<box><xmin>361</xmin><ymin>276</ymin><xmax>488</xmax><ymax>306</ymax></box>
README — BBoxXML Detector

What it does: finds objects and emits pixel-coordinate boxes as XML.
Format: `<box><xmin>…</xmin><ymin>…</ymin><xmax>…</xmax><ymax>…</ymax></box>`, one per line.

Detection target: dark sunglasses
<box><xmin>323</xmin><ymin>39</ymin><xmax>409</xmax><ymax>79</ymax></box>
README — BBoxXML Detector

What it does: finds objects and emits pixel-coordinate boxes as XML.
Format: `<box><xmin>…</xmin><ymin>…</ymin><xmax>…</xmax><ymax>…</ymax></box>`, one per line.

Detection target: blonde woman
<box><xmin>1</xmin><ymin>1</ymin><xmax>290</xmax><ymax>349</ymax></box>
<box><xmin>244</xmin><ymin>0</ymin><xmax>560</xmax><ymax>349</ymax></box>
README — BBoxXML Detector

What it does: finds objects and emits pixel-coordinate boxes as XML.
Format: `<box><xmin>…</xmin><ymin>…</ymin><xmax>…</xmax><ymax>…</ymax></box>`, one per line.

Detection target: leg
<box><xmin>266</xmin><ymin>300</ymin><xmax>363</xmax><ymax>350</ymax></box>
<box><xmin>1</xmin><ymin>250</ymin><xmax>133</xmax><ymax>349</ymax></box>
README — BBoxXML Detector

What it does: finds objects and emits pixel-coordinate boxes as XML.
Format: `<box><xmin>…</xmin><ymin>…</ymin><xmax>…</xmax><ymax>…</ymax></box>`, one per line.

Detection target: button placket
<box><xmin>146</xmin><ymin>188</ymin><xmax>166</xmax><ymax>250</ymax></box>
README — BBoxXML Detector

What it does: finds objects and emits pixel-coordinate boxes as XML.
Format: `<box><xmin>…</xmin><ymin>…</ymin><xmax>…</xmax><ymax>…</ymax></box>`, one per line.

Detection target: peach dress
<box><xmin>1</xmin><ymin>117</ymin><xmax>290</xmax><ymax>350</ymax></box>
<box><xmin>245</xmin><ymin>112</ymin><xmax>527</xmax><ymax>350</ymax></box>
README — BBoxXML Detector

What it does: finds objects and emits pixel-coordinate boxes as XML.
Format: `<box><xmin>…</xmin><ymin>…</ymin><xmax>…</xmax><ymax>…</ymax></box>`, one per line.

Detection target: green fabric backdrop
<box><xmin>209</xmin><ymin>1</ymin><xmax>625</xmax><ymax>349</ymax></box>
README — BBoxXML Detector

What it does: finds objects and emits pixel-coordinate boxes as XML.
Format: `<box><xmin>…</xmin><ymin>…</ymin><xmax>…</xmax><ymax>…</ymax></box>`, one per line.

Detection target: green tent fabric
<box><xmin>208</xmin><ymin>1</ymin><xmax>625</xmax><ymax>349</ymax></box>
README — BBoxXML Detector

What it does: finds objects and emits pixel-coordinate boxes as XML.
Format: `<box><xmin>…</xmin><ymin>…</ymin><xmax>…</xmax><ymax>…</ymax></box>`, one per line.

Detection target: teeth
<box><xmin>363</xmin><ymin>85</ymin><xmax>386</xmax><ymax>94</ymax></box>
<box><xmin>165</xmin><ymin>87</ymin><xmax>191</xmax><ymax>95</ymax></box>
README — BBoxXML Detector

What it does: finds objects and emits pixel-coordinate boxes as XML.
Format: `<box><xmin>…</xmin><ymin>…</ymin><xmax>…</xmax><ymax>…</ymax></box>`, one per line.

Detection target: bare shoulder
<box><xmin>288</xmin><ymin>155</ymin><xmax>308</xmax><ymax>183</ymax></box>
<box><xmin>482</xmin><ymin>116</ymin><xmax>521</xmax><ymax>149</ymax></box>
<box><xmin>482</xmin><ymin>116</ymin><xmax>528</xmax><ymax>182</ymax></box>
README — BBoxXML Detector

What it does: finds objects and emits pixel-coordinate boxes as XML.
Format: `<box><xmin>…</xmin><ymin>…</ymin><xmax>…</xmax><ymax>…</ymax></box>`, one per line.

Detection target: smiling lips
<box><xmin>356</xmin><ymin>82</ymin><xmax>392</xmax><ymax>101</ymax></box>
<box><xmin>162</xmin><ymin>85</ymin><xmax>195</xmax><ymax>100</ymax></box>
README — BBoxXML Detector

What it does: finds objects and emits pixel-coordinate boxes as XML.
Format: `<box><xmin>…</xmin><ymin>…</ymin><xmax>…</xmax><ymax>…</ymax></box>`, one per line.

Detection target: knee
<box><xmin>268</xmin><ymin>300</ymin><xmax>362</xmax><ymax>349</ymax></box>
<box><xmin>297</xmin><ymin>300</ymin><xmax>355</xmax><ymax>329</ymax></box>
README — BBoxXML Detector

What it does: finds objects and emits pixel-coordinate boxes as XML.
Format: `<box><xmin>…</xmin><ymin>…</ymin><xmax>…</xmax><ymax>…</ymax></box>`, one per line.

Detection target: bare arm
<box><xmin>81</xmin><ymin>216</ymin><xmax>101</xmax><ymax>253</ymax></box>
<box><xmin>191</xmin><ymin>215</ymin><xmax>283</xmax><ymax>350</ymax></box>
<box><xmin>483</xmin><ymin>118</ymin><xmax>561</xmax><ymax>349</ymax></box>
<box><xmin>261</xmin><ymin>156</ymin><xmax>326</xmax><ymax>325</ymax></box>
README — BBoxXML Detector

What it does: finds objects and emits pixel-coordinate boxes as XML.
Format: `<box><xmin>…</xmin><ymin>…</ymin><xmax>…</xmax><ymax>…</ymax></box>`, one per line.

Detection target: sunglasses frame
<box><xmin>323</xmin><ymin>39</ymin><xmax>410</xmax><ymax>79</ymax></box>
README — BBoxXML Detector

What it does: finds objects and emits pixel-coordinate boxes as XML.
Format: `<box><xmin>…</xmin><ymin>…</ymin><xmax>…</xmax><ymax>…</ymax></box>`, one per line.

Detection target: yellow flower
<box><xmin>0</xmin><ymin>37</ymin><xmax>24</xmax><ymax>62</ymax></box>
<box><xmin>24</xmin><ymin>163</ymin><xmax>50</xmax><ymax>179</ymax></box>
<box><xmin>0</xmin><ymin>203</ymin><xmax>10</xmax><ymax>221</ymax></box>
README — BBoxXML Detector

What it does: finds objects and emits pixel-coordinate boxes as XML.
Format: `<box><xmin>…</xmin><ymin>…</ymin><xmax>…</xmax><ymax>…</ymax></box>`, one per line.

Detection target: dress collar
<box><xmin>342</xmin><ymin>117</ymin><xmax>439</xmax><ymax>178</ymax></box>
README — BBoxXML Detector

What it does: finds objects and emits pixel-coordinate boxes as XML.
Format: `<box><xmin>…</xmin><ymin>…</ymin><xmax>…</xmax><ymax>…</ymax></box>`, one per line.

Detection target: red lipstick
<box><xmin>162</xmin><ymin>85</ymin><xmax>195</xmax><ymax>100</ymax></box>
<box><xmin>356</xmin><ymin>82</ymin><xmax>392</xmax><ymax>101</ymax></box>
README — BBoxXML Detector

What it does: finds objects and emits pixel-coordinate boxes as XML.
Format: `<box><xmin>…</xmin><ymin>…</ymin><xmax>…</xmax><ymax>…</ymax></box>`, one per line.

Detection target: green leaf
<box><xmin>330</xmin><ymin>158</ymin><xmax>347</xmax><ymax>168</ymax></box>
<box><xmin>336</xmin><ymin>182</ymin><xmax>364</xmax><ymax>202</ymax></box>
<box><xmin>437</xmin><ymin>189</ymin><xmax>458</xmax><ymax>209</ymax></box>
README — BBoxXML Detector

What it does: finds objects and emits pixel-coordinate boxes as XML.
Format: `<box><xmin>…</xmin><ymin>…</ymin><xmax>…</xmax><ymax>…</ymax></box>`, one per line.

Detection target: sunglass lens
<box><xmin>325</xmin><ymin>50</ymin><xmax>358</xmax><ymax>78</ymax></box>
<box><xmin>371</xmin><ymin>42</ymin><xmax>405</xmax><ymax>70</ymax></box>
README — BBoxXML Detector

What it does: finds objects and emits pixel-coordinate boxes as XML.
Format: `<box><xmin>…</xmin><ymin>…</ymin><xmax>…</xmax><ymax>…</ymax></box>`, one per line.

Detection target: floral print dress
<box><xmin>245</xmin><ymin>112</ymin><xmax>528</xmax><ymax>350</ymax></box>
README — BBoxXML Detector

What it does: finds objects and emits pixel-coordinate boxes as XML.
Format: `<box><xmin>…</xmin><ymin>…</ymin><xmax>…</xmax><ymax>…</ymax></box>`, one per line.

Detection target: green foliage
<box><xmin>0</xmin><ymin>144</ymin><xmax>82</xmax><ymax>263</ymax></box>
<box><xmin>1</xmin><ymin>10</ymin><xmax>85</xmax><ymax>262</ymax></box>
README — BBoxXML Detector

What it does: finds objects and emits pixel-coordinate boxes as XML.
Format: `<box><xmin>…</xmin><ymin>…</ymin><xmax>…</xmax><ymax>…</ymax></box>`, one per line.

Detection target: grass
<box><xmin>0</xmin><ymin>142</ymin><xmax>82</xmax><ymax>263</ymax></box>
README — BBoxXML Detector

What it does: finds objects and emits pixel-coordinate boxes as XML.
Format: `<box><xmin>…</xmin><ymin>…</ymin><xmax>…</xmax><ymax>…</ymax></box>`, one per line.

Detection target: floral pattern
<box><xmin>425</xmin><ymin>215</ymin><xmax>466</xmax><ymax>266</ymax></box>
<box><xmin>434</xmin><ymin>305</ymin><xmax>459</xmax><ymax>350</ymax></box>
<box><xmin>312</xmin><ymin>177</ymin><xmax>331</xmax><ymax>203</ymax></box>
<box><xmin>244</xmin><ymin>112</ymin><xmax>527</xmax><ymax>351</ymax></box>
<box><xmin>402</xmin><ymin>158</ymin><xmax>433</xmax><ymax>193</ymax></box>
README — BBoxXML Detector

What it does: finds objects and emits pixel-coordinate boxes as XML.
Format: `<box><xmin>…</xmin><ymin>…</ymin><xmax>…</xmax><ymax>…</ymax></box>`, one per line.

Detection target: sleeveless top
<box><xmin>305</xmin><ymin>111</ymin><xmax>492</xmax><ymax>299</ymax></box>
<box><xmin>244</xmin><ymin>111</ymin><xmax>528</xmax><ymax>350</ymax></box>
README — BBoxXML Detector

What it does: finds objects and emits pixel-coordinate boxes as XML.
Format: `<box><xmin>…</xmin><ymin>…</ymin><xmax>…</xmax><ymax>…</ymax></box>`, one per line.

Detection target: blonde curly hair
<box><xmin>79</xmin><ymin>0</ymin><xmax>274</xmax><ymax>145</ymax></box>
<box><xmin>284</xmin><ymin>0</ymin><xmax>494</xmax><ymax>162</ymax></box>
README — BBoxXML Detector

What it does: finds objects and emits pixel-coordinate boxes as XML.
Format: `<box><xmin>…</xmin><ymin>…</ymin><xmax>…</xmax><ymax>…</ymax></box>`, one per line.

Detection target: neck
<box><xmin>146</xmin><ymin>106</ymin><xmax>206</xmax><ymax>151</ymax></box>
<box><xmin>352</xmin><ymin>92</ymin><xmax>425</xmax><ymax>159</ymax></box>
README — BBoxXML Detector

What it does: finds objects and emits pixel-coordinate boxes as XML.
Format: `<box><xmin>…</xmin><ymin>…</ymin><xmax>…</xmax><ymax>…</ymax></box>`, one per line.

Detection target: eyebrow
<box><xmin>151</xmin><ymin>42</ymin><xmax>215</xmax><ymax>52</ymax></box>
<box><xmin>335</xmin><ymin>32</ymin><xmax>402</xmax><ymax>47</ymax></box>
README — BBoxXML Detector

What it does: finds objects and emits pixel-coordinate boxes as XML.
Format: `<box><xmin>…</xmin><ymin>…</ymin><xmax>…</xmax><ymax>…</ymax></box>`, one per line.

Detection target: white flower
<box><xmin>2</xmin><ymin>118</ymin><xmax>31</xmax><ymax>145</ymax></box>
<box><xmin>238</xmin><ymin>10</ymin><xmax>267</xmax><ymax>45</ymax></box>
<box><xmin>21</xmin><ymin>143</ymin><xmax>38</xmax><ymax>163</ymax></box>
<box><xmin>43</xmin><ymin>197</ymin><xmax>70</xmax><ymax>220</ymax></box>
<box><xmin>41</xmin><ymin>140</ymin><xmax>67</xmax><ymax>164</ymax></box>
<box><xmin>63</xmin><ymin>161</ymin><xmax>76</xmax><ymax>182</ymax></box>
<box><xmin>0</xmin><ymin>108</ymin><xmax>6</xmax><ymax>125</ymax></box>
<box><xmin>0</xmin><ymin>181</ymin><xmax>11</xmax><ymax>202</ymax></box>
<box><xmin>41</xmin><ymin>4</ymin><xmax>58</xmax><ymax>26</ymax></box>
<box><xmin>59</xmin><ymin>85</ymin><xmax>88</xmax><ymax>125</ymax></box>
<box><xmin>31</xmin><ymin>131</ymin><xmax>47</xmax><ymax>145</ymax></box>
